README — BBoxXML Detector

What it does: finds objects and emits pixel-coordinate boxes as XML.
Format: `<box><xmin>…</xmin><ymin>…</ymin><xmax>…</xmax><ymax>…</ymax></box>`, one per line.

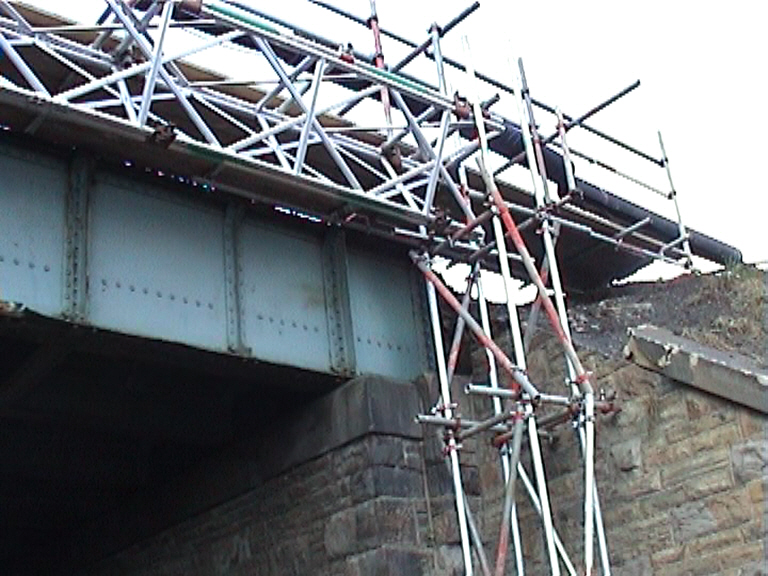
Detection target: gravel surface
<box><xmin>566</xmin><ymin>266</ymin><xmax>767</xmax><ymax>367</ymax></box>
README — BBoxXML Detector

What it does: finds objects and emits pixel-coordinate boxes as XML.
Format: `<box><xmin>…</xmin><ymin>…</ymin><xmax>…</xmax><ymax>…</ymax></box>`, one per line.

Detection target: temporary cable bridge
<box><xmin>0</xmin><ymin>1</ymin><xmax>744</xmax><ymax>574</ymax></box>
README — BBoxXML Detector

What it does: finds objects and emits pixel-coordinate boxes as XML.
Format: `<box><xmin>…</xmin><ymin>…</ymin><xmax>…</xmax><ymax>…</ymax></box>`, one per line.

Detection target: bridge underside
<box><xmin>0</xmin><ymin>3</ymin><xmax>747</xmax><ymax>573</ymax></box>
<box><xmin>0</xmin><ymin>134</ymin><xmax>434</xmax><ymax>571</ymax></box>
<box><xmin>0</xmin><ymin>305</ymin><xmax>349</xmax><ymax>571</ymax></box>
<box><xmin>0</xmin><ymin>134</ymin><xmax>433</xmax><ymax>381</ymax></box>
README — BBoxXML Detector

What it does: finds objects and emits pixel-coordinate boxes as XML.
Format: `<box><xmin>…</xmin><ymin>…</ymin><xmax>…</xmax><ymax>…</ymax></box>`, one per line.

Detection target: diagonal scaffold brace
<box><xmin>512</xmin><ymin>55</ymin><xmax>612</xmax><ymax>576</ymax></box>
<box><xmin>458</xmin><ymin>35</ymin><xmax>606</xmax><ymax>576</ymax></box>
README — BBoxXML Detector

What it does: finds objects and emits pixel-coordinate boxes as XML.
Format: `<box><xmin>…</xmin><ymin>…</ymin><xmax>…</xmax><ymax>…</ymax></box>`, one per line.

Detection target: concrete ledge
<box><xmin>625</xmin><ymin>325</ymin><xmax>768</xmax><ymax>414</ymax></box>
<box><xmin>261</xmin><ymin>374</ymin><xmax>422</xmax><ymax>477</ymax></box>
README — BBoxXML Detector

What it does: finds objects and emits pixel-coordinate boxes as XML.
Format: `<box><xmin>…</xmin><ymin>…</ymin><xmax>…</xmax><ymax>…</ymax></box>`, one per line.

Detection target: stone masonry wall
<box><xmin>81</xmin><ymin>435</ymin><xmax>430</xmax><ymax>575</ymax></box>
<box><xmin>77</xmin><ymin>343</ymin><xmax>765</xmax><ymax>576</ymax></box>
<box><xmin>466</xmin><ymin>331</ymin><xmax>767</xmax><ymax>575</ymax></box>
<box><xmin>75</xmin><ymin>375</ymin><xmax>468</xmax><ymax>576</ymax></box>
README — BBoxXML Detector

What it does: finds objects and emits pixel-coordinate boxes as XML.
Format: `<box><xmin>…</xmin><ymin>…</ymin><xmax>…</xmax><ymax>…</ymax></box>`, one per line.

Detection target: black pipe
<box><xmin>308</xmin><ymin>0</ymin><xmax>414</xmax><ymax>47</ymax></box>
<box><xmin>337</xmin><ymin>3</ymin><xmax>478</xmax><ymax>116</ymax></box>
<box><xmin>462</xmin><ymin>117</ymin><xmax>742</xmax><ymax>266</ymax></box>
<box><xmin>218</xmin><ymin>0</ymin><xmax>437</xmax><ymax>94</ymax></box>
<box><xmin>495</xmin><ymin>79</ymin><xmax>642</xmax><ymax>176</ymax></box>
<box><xmin>391</xmin><ymin>2</ymin><xmax>480</xmax><ymax>73</ymax></box>
<box><xmin>307</xmin><ymin>1</ymin><xmax>661</xmax><ymax>166</ymax></box>
<box><xmin>206</xmin><ymin>2</ymin><xmax>740</xmax><ymax>266</ymax></box>
<box><xmin>96</xmin><ymin>7</ymin><xmax>111</xmax><ymax>25</ymax></box>
<box><xmin>438</xmin><ymin>2</ymin><xmax>481</xmax><ymax>38</ymax></box>
<box><xmin>557</xmin><ymin>81</ymin><xmax>640</xmax><ymax>142</ymax></box>
<box><xmin>574</xmin><ymin>179</ymin><xmax>742</xmax><ymax>265</ymax></box>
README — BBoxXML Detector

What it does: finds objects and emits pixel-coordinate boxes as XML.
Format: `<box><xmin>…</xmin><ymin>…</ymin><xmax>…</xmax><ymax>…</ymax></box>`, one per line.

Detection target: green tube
<box><xmin>205</xmin><ymin>1</ymin><xmax>279</xmax><ymax>35</ymax></box>
<box><xmin>205</xmin><ymin>1</ymin><xmax>433</xmax><ymax>99</ymax></box>
<box><xmin>368</xmin><ymin>66</ymin><xmax>429</xmax><ymax>96</ymax></box>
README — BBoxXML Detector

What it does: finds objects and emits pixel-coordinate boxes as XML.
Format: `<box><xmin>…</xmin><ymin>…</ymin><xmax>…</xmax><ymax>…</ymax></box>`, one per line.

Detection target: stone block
<box><xmin>614</xmin><ymin>554</ymin><xmax>652</xmax><ymax>576</ymax></box>
<box><xmin>610</xmin><ymin>437</ymin><xmax>643</xmax><ymax>472</ymax></box>
<box><xmin>651</xmin><ymin>544</ymin><xmax>685</xmax><ymax>568</ymax></box>
<box><xmin>459</xmin><ymin>464</ymin><xmax>481</xmax><ymax>497</ymax></box>
<box><xmin>636</xmin><ymin>485</ymin><xmax>689</xmax><ymax>518</ymax></box>
<box><xmin>371</xmin><ymin>466</ymin><xmax>424</xmax><ymax>498</ymax></box>
<box><xmin>345</xmin><ymin>546</ymin><xmax>430</xmax><ymax>576</ymax></box>
<box><xmin>680</xmin><ymin>466</ymin><xmax>734</xmax><ymax>500</ymax></box>
<box><xmin>346</xmin><ymin>468</ymin><xmax>376</xmax><ymax>505</ymax></box>
<box><xmin>648</xmin><ymin>389</ymin><xmax>688</xmax><ymax>430</ymax></box>
<box><xmin>670</xmin><ymin>499</ymin><xmax>718</xmax><ymax>540</ymax></box>
<box><xmin>544</xmin><ymin>438</ymin><xmax>582</xmax><ymax>476</ymax></box>
<box><xmin>404</xmin><ymin>442</ymin><xmax>423</xmax><ymax>471</ymax></box>
<box><xmin>478</xmin><ymin>458</ymin><xmax>503</xmax><ymax>495</ymax></box>
<box><xmin>653</xmin><ymin>552</ymin><xmax>725</xmax><ymax>576</ymax></box>
<box><xmin>731</xmin><ymin>439</ymin><xmax>768</xmax><ymax>484</ymax></box>
<box><xmin>684</xmin><ymin>525</ymin><xmax>744</xmax><ymax>558</ymax></box>
<box><xmin>425</xmin><ymin>462</ymin><xmax>454</xmax><ymax>498</ymax></box>
<box><xmin>738</xmin><ymin>409</ymin><xmax>767</xmax><ymax>439</ymax></box>
<box><xmin>724</xmin><ymin>542</ymin><xmax>766</xmax><ymax>571</ymax></box>
<box><xmin>746</xmin><ymin>478</ymin><xmax>764</xmax><ymax>504</ymax></box>
<box><xmin>606</xmin><ymin>514</ymin><xmax>675</xmax><ymax>558</ymax></box>
<box><xmin>547</xmin><ymin>469</ymin><xmax>581</xmax><ymax>503</ymax></box>
<box><xmin>604</xmin><ymin>396</ymin><xmax>652</xmax><ymax>436</ymax></box>
<box><xmin>661</xmin><ymin>390</ymin><xmax>738</xmax><ymax>443</ymax></box>
<box><xmin>325</xmin><ymin>498</ymin><xmax>421</xmax><ymax>562</ymax></box>
<box><xmin>430</xmin><ymin>498</ymin><xmax>463</xmax><ymax>544</ymax></box>
<box><xmin>707</xmin><ymin>489</ymin><xmax>754</xmax><ymax>531</ymax></box>
<box><xmin>261</xmin><ymin>375</ymin><xmax>422</xmax><ymax>479</ymax></box>
<box><xmin>331</xmin><ymin>442</ymin><xmax>370</xmax><ymax>477</ymax></box>
<box><xmin>685</xmin><ymin>390</ymin><xmax>736</xmax><ymax>422</ymax></box>
<box><xmin>432</xmin><ymin>544</ymin><xmax>463</xmax><ymax>576</ymax></box>
<box><xmin>740</xmin><ymin>520</ymin><xmax>766</xmax><ymax>548</ymax></box>
<box><xmin>645</xmin><ymin>423</ymin><xmax>739</xmax><ymax>468</ymax></box>
<box><xmin>324</xmin><ymin>508</ymin><xmax>357</xmax><ymax>559</ymax></box>
<box><xmin>355</xmin><ymin>498</ymin><xmax>418</xmax><ymax>550</ymax></box>
<box><xmin>608</xmin><ymin>469</ymin><xmax>663</xmax><ymax>500</ymax></box>
<box><xmin>660</xmin><ymin>449</ymin><xmax>732</xmax><ymax>489</ymax></box>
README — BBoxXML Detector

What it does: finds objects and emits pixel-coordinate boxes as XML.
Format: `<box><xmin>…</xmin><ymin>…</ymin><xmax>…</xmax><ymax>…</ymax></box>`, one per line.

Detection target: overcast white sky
<box><xmin>18</xmin><ymin>1</ymin><xmax>768</xmax><ymax>278</ymax></box>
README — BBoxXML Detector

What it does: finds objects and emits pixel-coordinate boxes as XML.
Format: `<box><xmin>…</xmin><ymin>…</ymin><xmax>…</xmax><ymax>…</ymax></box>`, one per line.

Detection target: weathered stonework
<box><xmin>77</xmin><ymin>331</ymin><xmax>766</xmax><ymax>576</ymax></box>
<box><xmin>75</xmin><ymin>375</ymin><xmax>467</xmax><ymax>576</ymax></box>
<box><xmin>466</xmin><ymin>329</ymin><xmax>768</xmax><ymax>575</ymax></box>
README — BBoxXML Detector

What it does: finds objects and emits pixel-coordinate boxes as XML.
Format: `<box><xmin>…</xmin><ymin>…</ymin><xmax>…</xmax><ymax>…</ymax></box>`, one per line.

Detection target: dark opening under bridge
<box><xmin>0</xmin><ymin>1</ymin><xmax>743</xmax><ymax>574</ymax></box>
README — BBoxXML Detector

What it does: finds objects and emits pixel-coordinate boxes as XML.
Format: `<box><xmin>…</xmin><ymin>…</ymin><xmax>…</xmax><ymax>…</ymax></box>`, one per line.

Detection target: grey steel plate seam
<box><xmin>0</xmin><ymin>138</ymin><xmax>430</xmax><ymax>380</ymax></box>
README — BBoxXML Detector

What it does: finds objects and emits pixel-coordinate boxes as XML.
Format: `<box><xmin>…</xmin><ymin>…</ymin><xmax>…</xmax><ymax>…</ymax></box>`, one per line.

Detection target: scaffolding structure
<box><xmin>0</xmin><ymin>1</ymin><xmax>736</xmax><ymax>574</ymax></box>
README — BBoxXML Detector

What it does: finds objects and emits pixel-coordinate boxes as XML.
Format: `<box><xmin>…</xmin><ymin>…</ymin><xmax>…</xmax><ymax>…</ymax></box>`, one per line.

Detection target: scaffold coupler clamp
<box><xmin>452</xmin><ymin>91</ymin><xmax>471</xmax><ymax>120</ymax></box>
<box><xmin>442</xmin><ymin>424</ymin><xmax>462</xmax><ymax>455</ymax></box>
<box><xmin>442</xmin><ymin>437</ymin><xmax>463</xmax><ymax>456</ymax></box>
<box><xmin>147</xmin><ymin>122</ymin><xmax>177</xmax><ymax>147</ymax></box>
<box><xmin>381</xmin><ymin>142</ymin><xmax>402</xmax><ymax>173</ymax></box>
<box><xmin>459</xmin><ymin>183</ymin><xmax>469</xmax><ymax>203</ymax></box>
<box><xmin>338</xmin><ymin>43</ymin><xmax>355</xmax><ymax>64</ymax></box>
<box><xmin>431</xmin><ymin>401</ymin><xmax>458</xmax><ymax>416</ymax></box>
<box><xmin>573</xmin><ymin>371</ymin><xmax>593</xmax><ymax>387</ymax></box>
<box><xmin>596</xmin><ymin>389</ymin><xmax>620</xmax><ymax>415</ymax></box>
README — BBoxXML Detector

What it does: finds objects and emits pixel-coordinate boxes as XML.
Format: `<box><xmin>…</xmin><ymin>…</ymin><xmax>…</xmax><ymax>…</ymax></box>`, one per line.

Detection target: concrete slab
<box><xmin>625</xmin><ymin>324</ymin><xmax>768</xmax><ymax>414</ymax></box>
